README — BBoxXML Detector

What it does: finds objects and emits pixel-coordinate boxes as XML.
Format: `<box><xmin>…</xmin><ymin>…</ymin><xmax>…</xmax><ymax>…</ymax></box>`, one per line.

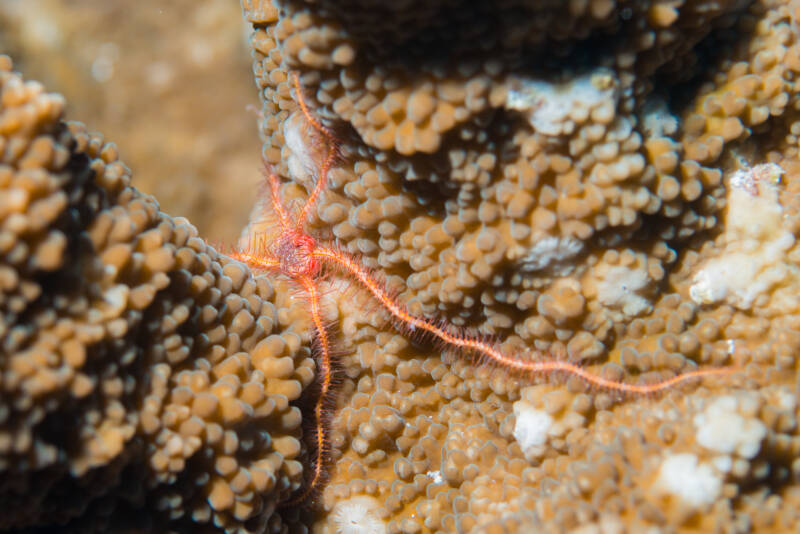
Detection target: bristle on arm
<box><xmin>229</xmin><ymin>250</ymin><xmax>280</xmax><ymax>272</ymax></box>
<box><xmin>292</xmin><ymin>71</ymin><xmax>336</xmax><ymax>143</ymax></box>
<box><xmin>229</xmin><ymin>232</ymin><xmax>281</xmax><ymax>272</ymax></box>
<box><xmin>291</xmin><ymin>71</ymin><xmax>339</xmax><ymax>231</ymax></box>
<box><xmin>296</xmin><ymin>144</ymin><xmax>336</xmax><ymax>231</ymax></box>
<box><xmin>265</xmin><ymin>168</ymin><xmax>291</xmax><ymax>231</ymax></box>
<box><xmin>313</xmin><ymin>246</ymin><xmax>738</xmax><ymax>394</ymax></box>
<box><xmin>282</xmin><ymin>275</ymin><xmax>334</xmax><ymax>507</ymax></box>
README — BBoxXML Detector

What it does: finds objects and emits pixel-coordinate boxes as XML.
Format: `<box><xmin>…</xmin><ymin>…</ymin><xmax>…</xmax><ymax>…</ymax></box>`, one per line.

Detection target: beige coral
<box><xmin>243</xmin><ymin>0</ymin><xmax>800</xmax><ymax>364</ymax></box>
<box><xmin>241</xmin><ymin>0</ymin><xmax>800</xmax><ymax>532</ymax></box>
<box><xmin>0</xmin><ymin>57</ymin><xmax>314</xmax><ymax>532</ymax></box>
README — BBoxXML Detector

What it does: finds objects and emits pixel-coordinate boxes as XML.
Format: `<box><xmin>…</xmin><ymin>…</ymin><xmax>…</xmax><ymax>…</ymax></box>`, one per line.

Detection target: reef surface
<box><xmin>246</xmin><ymin>0</ymin><xmax>800</xmax><ymax>532</ymax></box>
<box><xmin>1</xmin><ymin>0</ymin><xmax>799</xmax><ymax>533</ymax></box>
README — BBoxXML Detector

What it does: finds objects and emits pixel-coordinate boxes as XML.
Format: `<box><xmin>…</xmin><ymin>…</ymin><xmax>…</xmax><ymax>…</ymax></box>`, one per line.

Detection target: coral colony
<box><xmin>9</xmin><ymin>0</ymin><xmax>800</xmax><ymax>530</ymax></box>
<box><xmin>231</xmin><ymin>73</ymin><xmax>737</xmax><ymax>505</ymax></box>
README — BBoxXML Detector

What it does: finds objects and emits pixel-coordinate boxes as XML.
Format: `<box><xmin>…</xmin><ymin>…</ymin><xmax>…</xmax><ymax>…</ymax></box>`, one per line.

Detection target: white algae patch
<box><xmin>694</xmin><ymin>395</ymin><xmax>766</xmax><ymax>459</ymax></box>
<box><xmin>690</xmin><ymin>163</ymin><xmax>799</xmax><ymax>310</ymax></box>
<box><xmin>654</xmin><ymin>453</ymin><xmax>722</xmax><ymax>508</ymax></box>
<box><xmin>506</xmin><ymin>68</ymin><xmax>619</xmax><ymax>137</ymax></box>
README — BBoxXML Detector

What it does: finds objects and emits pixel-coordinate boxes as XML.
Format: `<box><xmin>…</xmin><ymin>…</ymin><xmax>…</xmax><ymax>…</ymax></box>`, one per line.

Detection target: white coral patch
<box><xmin>284</xmin><ymin>111</ymin><xmax>316</xmax><ymax>182</ymax></box>
<box><xmin>689</xmin><ymin>235</ymin><xmax>795</xmax><ymax>308</ymax></box>
<box><xmin>506</xmin><ymin>68</ymin><xmax>619</xmax><ymax>136</ymax></box>
<box><xmin>693</xmin><ymin>396</ymin><xmax>767</xmax><ymax>459</ymax></box>
<box><xmin>774</xmin><ymin>387</ymin><xmax>797</xmax><ymax>411</ymax></box>
<box><xmin>519</xmin><ymin>235</ymin><xmax>584</xmax><ymax>274</ymax></box>
<box><xmin>690</xmin><ymin>163</ymin><xmax>799</xmax><ymax>310</ymax></box>
<box><xmin>101</xmin><ymin>284</ymin><xmax>129</xmax><ymax>319</ymax></box>
<box><xmin>426</xmin><ymin>470</ymin><xmax>443</xmax><ymax>484</ymax></box>
<box><xmin>331</xmin><ymin>495</ymin><xmax>386</xmax><ymax>534</ymax></box>
<box><xmin>711</xmin><ymin>455</ymin><xmax>733</xmax><ymax>474</ymax></box>
<box><xmin>513</xmin><ymin>400</ymin><xmax>553</xmax><ymax>459</ymax></box>
<box><xmin>640</xmin><ymin>97</ymin><xmax>679</xmax><ymax>137</ymax></box>
<box><xmin>595</xmin><ymin>264</ymin><xmax>651</xmax><ymax>316</ymax></box>
<box><xmin>654</xmin><ymin>453</ymin><xmax>722</xmax><ymax>507</ymax></box>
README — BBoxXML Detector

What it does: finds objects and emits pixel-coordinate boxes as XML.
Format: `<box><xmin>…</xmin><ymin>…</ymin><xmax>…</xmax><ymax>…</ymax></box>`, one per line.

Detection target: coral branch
<box><xmin>0</xmin><ymin>57</ymin><xmax>308</xmax><ymax>532</ymax></box>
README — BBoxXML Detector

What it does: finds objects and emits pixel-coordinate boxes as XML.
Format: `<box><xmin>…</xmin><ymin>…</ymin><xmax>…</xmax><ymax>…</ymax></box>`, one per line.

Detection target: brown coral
<box><xmin>0</xmin><ymin>57</ymin><xmax>313</xmax><ymax>532</ymax></box>
<box><xmin>241</xmin><ymin>0</ymin><xmax>800</xmax><ymax>532</ymax></box>
<box><xmin>4</xmin><ymin>0</ymin><xmax>800</xmax><ymax>532</ymax></box>
<box><xmin>244</xmin><ymin>0</ymin><xmax>798</xmax><ymax>362</ymax></box>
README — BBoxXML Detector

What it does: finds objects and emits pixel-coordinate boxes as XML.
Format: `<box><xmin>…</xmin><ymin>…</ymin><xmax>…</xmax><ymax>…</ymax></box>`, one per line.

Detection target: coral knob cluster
<box><xmin>230</xmin><ymin>71</ymin><xmax>739</xmax><ymax>511</ymax></box>
<box><xmin>2</xmin><ymin>0</ymin><xmax>800</xmax><ymax>532</ymax></box>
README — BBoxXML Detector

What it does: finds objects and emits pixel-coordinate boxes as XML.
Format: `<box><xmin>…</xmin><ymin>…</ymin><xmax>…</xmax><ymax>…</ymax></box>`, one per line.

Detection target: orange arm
<box><xmin>266</xmin><ymin>171</ymin><xmax>290</xmax><ymax>231</ymax></box>
<box><xmin>282</xmin><ymin>275</ymin><xmax>333</xmax><ymax>506</ymax></box>
<box><xmin>228</xmin><ymin>249</ymin><xmax>280</xmax><ymax>271</ymax></box>
<box><xmin>291</xmin><ymin>72</ymin><xmax>338</xmax><ymax>231</ymax></box>
<box><xmin>314</xmin><ymin>246</ymin><xmax>736</xmax><ymax>394</ymax></box>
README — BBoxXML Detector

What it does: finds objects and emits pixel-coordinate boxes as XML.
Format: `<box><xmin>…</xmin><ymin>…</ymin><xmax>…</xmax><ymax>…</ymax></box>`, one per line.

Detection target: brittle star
<box><xmin>231</xmin><ymin>72</ymin><xmax>738</xmax><ymax>506</ymax></box>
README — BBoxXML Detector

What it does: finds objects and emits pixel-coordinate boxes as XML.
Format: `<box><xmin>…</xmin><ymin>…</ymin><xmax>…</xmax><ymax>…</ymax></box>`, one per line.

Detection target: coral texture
<box><xmin>241</xmin><ymin>0</ymin><xmax>800</xmax><ymax>532</ymax></box>
<box><xmin>0</xmin><ymin>57</ymin><xmax>314</xmax><ymax>532</ymax></box>
<box><xmin>3</xmin><ymin>0</ymin><xmax>800</xmax><ymax>532</ymax></box>
<box><xmin>247</xmin><ymin>0</ymin><xmax>800</xmax><ymax>359</ymax></box>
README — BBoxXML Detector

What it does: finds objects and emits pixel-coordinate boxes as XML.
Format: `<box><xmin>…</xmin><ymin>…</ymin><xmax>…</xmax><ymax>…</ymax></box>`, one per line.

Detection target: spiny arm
<box><xmin>314</xmin><ymin>246</ymin><xmax>736</xmax><ymax>394</ymax></box>
<box><xmin>291</xmin><ymin>71</ymin><xmax>336</xmax><ymax>143</ymax></box>
<box><xmin>295</xmin><ymin>145</ymin><xmax>336</xmax><ymax>231</ymax></box>
<box><xmin>282</xmin><ymin>275</ymin><xmax>333</xmax><ymax>506</ymax></box>
<box><xmin>266</xmin><ymin>170</ymin><xmax>291</xmax><ymax>231</ymax></box>
<box><xmin>228</xmin><ymin>248</ymin><xmax>281</xmax><ymax>271</ymax></box>
<box><xmin>290</xmin><ymin>72</ymin><xmax>338</xmax><ymax>232</ymax></box>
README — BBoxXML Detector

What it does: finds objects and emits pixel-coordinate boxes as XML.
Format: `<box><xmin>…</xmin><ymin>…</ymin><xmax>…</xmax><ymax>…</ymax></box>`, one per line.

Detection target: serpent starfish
<box><xmin>231</xmin><ymin>72</ymin><xmax>737</xmax><ymax>506</ymax></box>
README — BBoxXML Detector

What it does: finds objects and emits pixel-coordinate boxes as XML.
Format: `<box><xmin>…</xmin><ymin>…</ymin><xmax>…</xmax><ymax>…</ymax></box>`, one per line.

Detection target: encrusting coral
<box><xmin>232</xmin><ymin>69</ymin><xmax>735</xmax><ymax>520</ymax></box>
<box><xmin>240</xmin><ymin>0</ymin><xmax>800</xmax><ymax>532</ymax></box>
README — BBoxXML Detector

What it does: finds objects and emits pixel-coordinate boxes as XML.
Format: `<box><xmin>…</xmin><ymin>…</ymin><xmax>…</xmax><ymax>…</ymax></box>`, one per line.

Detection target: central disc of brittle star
<box><xmin>277</xmin><ymin>230</ymin><xmax>319</xmax><ymax>278</ymax></box>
